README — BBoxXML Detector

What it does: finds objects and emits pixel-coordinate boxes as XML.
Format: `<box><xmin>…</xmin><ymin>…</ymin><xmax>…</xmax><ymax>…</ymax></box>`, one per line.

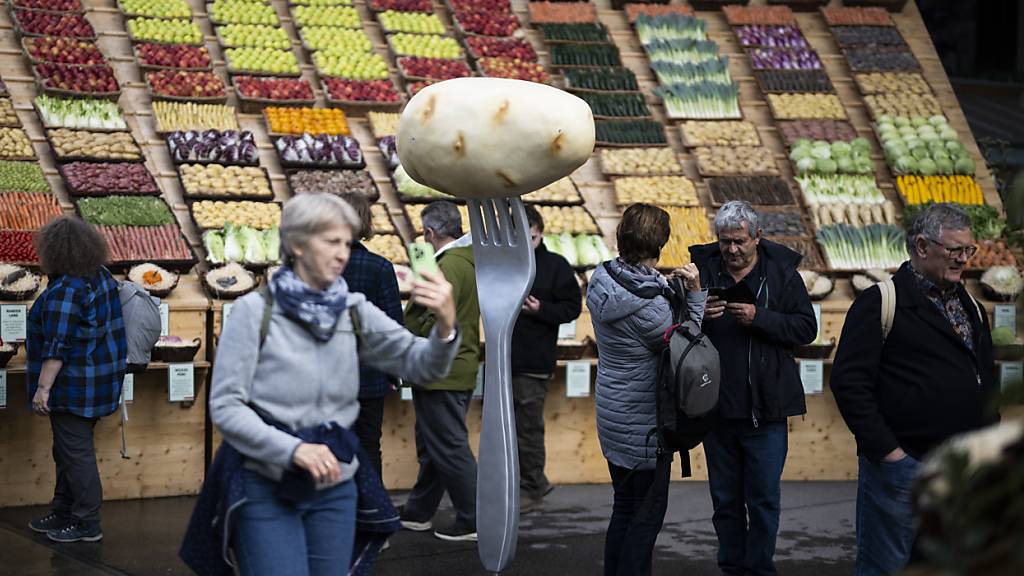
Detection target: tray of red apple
<box><xmin>134</xmin><ymin>43</ymin><xmax>213</xmax><ymax>72</ymax></box>
<box><xmin>462</xmin><ymin>35</ymin><xmax>537</xmax><ymax>63</ymax></box>
<box><xmin>476</xmin><ymin>57</ymin><xmax>551</xmax><ymax>84</ymax></box>
<box><xmin>12</xmin><ymin>8</ymin><xmax>96</xmax><ymax>40</ymax></box>
<box><xmin>404</xmin><ymin>80</ymin><xmax>433</xmax><ymax>98</ymax></box>
<box><xmin>9</xmin><ymin>0</ymin><xmax>83</xmax><ymax>12</ymax></box>
<box><xmin>366</xmin><ymin>0</ymin><xmax>433</xmax><ymax>13</ymax></box>
<box><xmin>32</xmin><ymin>62</ymin><xmax>121</xmax><ymax>101</ymax></box>
<box><xmin>22</xmin><ymin>36</ymin><xmax>105</xmax><ymax>67</ymax></box>
<box><xmin>451</xmin><ymin>9</ymin><xmax>521</xmax><ymax>39</ymax></box>
<box><xmin>145</xmin><ymin>69</ymin><xmax>228</xmax><ymax>104</ymax></box>
<box><xmin>233</xmin><ymin>76</ymin><xmax>315</xmax><ymax>114</ymax></box>
<box><xmin>322</xmin><ymin>79</ymin><xmax>404</xmax><ymax>114</ymax></box>
<box><xmin>396</xmin><ymin>57</ymin><xmax>473</xmax><ymax>83</ymax></box>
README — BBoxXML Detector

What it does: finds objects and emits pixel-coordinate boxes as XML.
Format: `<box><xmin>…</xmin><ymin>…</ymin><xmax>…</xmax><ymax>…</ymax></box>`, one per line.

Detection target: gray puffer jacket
<box><xmin>587</xmin><ymin>259</ymin><xmax>706</xmax><ymax>470</ymax></box>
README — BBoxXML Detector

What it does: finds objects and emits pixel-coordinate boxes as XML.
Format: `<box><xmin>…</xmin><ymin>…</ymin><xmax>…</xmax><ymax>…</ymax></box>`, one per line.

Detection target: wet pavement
<box><xmin>0</xmin><ymin>482</ymin><xmax>856</xmax><ymax>575</ymax></box>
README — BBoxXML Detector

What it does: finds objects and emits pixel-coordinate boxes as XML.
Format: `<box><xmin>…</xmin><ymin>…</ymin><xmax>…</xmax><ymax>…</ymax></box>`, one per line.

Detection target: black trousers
<box><xmin>50</xmin><ymin>412</ymin><xmax>102</xmax><ymax>529</ymax></box>
<box><xmin>354</xmin><ymin>396</ymin><xmax>386</xmax><ymax>481</ymax></box>
<box><xmin>404</xmin><ymin>389</ymin><xmax>477</xmax><ymax>529</ymax></box>
<box><xmin>512</xmin><ymin>374</ymin><xmax>551</xmax><ymax>498</ymax></box>
<box><xmin>604</xmin><ymin>456</ymin><xmax>672</xmax><ymax>576</ymax></box>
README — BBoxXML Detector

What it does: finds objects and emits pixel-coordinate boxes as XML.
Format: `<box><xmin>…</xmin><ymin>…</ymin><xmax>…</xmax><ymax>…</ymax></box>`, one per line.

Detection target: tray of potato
<box><xmin>523</xmin><ymin>177</ymin><xmax>584</xmax><ymax>205</ymax></box>
<box><xmin>613</xmin><ymin>176</ymin><xmax>700</xmax><ymax>207</ymax></box>
<box><xmin>0</xmin><ymin>127</ymin><xmax>35</xmax><ymax>160</ymax></box>
<box><xmin>766</xmin><ymin>94</ymin><xmax>847</xmax><ymax>120</ymax></box>
<box><xmin>536</xmin><ymin>205</ymin><xmax>600</xmax><ymax>235</ymax></box>
<box><xmin>863</xmin><ymin>92</ymin><xmax>942</xmax><ymax>121</ymax></box>
<box><xmin>47</xmin><ymin>128</ymin><xmax>141</xmax><ymax>162</ymax></box>
<box><xmin>371</xmin><ymin>203</ymin><xmax>397</xmax><ymax>235</ymax></box>
<box><xmin>0</xmin><ymin>99</ymin><xmax>21</xmax><ymax>128</ymax></box>
<box><xmin>364</xmin><ymin>233</ymin><xmax>408</xmax><ymax>265</ymax></box>
<box><xmin>599</xmin><ymin>147</ymin><xmax>685</xmax><ymax>176</ymax></box>
<box><xmin>853</xmin><ymin>72</ymin><xmax>931</xmax><ymax>96</ymax></box>
<box><xmin>190</xmin><ymin>199</ymin><xmax>281</xmax><ymax>230</ymax></box>
<box><xmin>178</xmin><ymin>164</ymin><xmax>273</xmax><ymax>200</ymax></box>
<box><xmin>695</xmin><ymin>146</ymin><xmax>779</xmax><ymax>177</ymax></box>
<box><xmin>680</xmin><ymin>121</ymin><xmax>761</xmax><ymax>148</ymax></box>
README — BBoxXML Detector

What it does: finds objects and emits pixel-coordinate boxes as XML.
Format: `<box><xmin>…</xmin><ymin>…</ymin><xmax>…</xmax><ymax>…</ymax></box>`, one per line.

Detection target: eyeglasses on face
<box><xmin>926</xmin><ymin>238</ymin><xmax>978</xmax><ymax>259</ymax></box>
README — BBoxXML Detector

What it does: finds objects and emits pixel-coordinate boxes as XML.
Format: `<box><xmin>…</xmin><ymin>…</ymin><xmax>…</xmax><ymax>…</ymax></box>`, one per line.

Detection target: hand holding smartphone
<box><xmin>407</xmin><ymin>242</ymin><xmax>439</xmax><ymax>280</ymax></box>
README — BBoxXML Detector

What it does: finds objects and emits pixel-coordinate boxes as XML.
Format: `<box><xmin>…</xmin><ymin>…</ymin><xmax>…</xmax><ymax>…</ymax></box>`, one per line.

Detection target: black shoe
<box><xmin>520</xmin><ymin>495</ymin><xmax>542</xmax><ymax>514</ymax></box>
<box><xmin>47</xmin><ymin>523</ymin><xmax>102</xmax><ymax>543</ymax></box>
<box><xmin>397</xmin><ymin>505</ymin><xmax>432</xmax><ymax>532</ymax></box>
<box><xmin>434</xmin><ymin>522</ymin><xmax>477</xmax><ymax>542</ymax></box>
<box><xmin>29</xmin><ymin>513</ymin><xmax>68</xmax><ymax>534</ymax></box>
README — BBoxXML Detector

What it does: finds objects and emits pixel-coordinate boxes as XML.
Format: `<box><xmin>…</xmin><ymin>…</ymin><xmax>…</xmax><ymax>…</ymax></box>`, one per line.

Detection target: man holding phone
<box><xmin>401</xmin><ymin>201</ymin><xmax>481</xmax><ymax>543</ymax></box>
<box><xmin>689</xmin><ymin>201</ymin><xmax>817</xmax><ymax>576</ymax></box>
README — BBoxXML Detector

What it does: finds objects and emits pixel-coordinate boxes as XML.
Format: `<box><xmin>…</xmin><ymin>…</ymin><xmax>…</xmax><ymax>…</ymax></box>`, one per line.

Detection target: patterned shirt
<box><xmin>27</xmin><ymin>270</ymin><xmax>127</xmax><ymax>418</ymax></box>
<box><xmin>343</xmin><ymin>241</ymin><xmax>403</xmax><ymax>399</ymax></box>
<box><xmin>911</xmin><ymin>266</ymin><xmax>974</xmax><ymax>352</ymax></box>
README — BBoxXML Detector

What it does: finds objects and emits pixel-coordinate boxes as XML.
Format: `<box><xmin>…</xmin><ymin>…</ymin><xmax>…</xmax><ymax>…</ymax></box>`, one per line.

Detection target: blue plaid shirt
<box><xmin>27</xmin><ymin>270</ymin><xmax>127</xmax><ymax>418</ymax></box>
<box><xmin>343</xmin><ymin>241</ymin><xmax>403</xmax><ymax>399</ymax></box>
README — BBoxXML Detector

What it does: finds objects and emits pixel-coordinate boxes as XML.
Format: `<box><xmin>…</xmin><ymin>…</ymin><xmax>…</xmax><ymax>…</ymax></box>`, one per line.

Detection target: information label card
<box><xmin>122</xmin><ymin>373</ymin><xmax>134</xmax><ymax>405</ymax></box>
<box><xmin>1</xmin><ymin>304</ymin><xmax>27</xmax><ymax>342</ymax></box>
<box><xmin>159</xmin><ymin>303</ymin><xmax>170</xmax><ymax>337</ymax></box>
<box><xmin>566</xmin><ymin>361</ymin><xmax>591</xmax><ymax>398</ymax></box>
<box><xmin>812</xmin><ymin>304</ymin><xmax>822</xmax><ymax>341</ymax></box>
<box><xmin>168</xmin><ymin>363</ymin><xmax>194</xmax><ymax>402</ymax></box>
<box><xmin>993</xmin><ymin>305</ymin><xmax>1016</xmax><ymax>336</ymax></box>
<box><xmin>800</xmin><ymin>360</ymin><xmax>824</xmax><ymax>395</ymax></box>
<box><xmin>1001</xmin><ymin>362</ymin><xmax>1023</xmax><ymax>391</ymax></box>
<box><xmin>473</xmin><ymin>364</ymin><xmax>484</xmax><ymax>398</ymax></box>
<box><xmin>221</xmin><ymin>303</ymin><xmax>234</xmax><ymax>333</ymax></box>
<box><xmin>558</xmin><ymin>320</ymin><xmax>577</xmax><ymax>340</ymax></box>
<box><xmin>400</xmin><ymin>386</ymin><xmax>413</xmax><ymax>401</ymax></box>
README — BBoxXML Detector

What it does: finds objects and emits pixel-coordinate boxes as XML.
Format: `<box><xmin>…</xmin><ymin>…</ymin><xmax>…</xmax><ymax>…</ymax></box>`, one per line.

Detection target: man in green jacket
<box><xmin>400</xmin><ymin>201</ymin><xmax>481</xmax><ymax>542</ymax></box>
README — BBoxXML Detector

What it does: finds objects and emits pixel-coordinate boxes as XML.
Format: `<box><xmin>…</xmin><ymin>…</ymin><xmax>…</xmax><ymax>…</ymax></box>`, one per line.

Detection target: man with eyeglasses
<box><xmin>831</xmin><ymin>202</ymin><xmax>999</xmax><ymax>576</ymax></box>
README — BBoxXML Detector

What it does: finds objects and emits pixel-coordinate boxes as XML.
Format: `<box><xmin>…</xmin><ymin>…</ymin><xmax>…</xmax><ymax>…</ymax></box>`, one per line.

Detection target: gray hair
<box><xmin>906</xmin><ymin>203</ymin><xmax>971</xmax><ymax>255</ymax></box>
<box><xmin>715</xmin><ymin>201</ymin><xmax>759</xmax><ymax>238</ymax></box>
<box><xmin>279</xmin><ymin>193</ymin><xmax>361</xmax><ymax>265</ymax></box>
<box><xmin>421</xmin><ymin>200</ymin><xmax>463</xmax><ymax>239</ymax></box>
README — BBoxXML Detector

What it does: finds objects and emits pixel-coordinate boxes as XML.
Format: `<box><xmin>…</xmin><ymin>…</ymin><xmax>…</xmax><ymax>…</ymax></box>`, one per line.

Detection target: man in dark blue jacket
<box><xmin>689</xmin><ymin>201</ymin><xmax>816</xmax><ymax>576</ymax></box>
<box><xmin>340</xmin><ymin>194</ymin><xmax>403</xmax><ymax>478</ymax></box>
<box><xmin>512</xmin><ymin>205</ymin><xmax>582</xmax><ymax>512</ymax></box>
<box><xmin>831</xmin><ymin>203</ymin><xmax>997</xmax><ymax>576</ymax></box>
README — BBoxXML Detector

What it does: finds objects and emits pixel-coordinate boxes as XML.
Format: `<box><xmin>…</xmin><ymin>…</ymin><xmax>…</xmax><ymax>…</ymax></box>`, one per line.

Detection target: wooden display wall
<box><xmin>0</xmin><ymin>0</ymin><xmax>1015</xmax><ymax>505</ymax></box>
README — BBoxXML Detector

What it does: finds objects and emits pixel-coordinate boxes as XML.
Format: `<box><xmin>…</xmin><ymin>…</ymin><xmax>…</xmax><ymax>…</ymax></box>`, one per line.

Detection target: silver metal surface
<box><xmin>467</xmin><ymin>197</ymin><xmax>536</xmax><ymax>574</ymax></box>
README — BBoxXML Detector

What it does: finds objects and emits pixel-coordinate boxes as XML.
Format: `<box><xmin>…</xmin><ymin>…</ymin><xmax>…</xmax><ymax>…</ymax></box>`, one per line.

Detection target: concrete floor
<box><xmin>0</xmin><ymin>482</ymin><xmax>857</xmax><ymax>576</ymax></box>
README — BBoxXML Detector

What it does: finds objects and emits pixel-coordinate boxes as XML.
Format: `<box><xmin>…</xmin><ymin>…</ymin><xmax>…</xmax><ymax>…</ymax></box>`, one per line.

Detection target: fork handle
<box><xmin>477</xmin><ymin>328</ymin><xmax>519</xmax><ymax>573</ymax></box>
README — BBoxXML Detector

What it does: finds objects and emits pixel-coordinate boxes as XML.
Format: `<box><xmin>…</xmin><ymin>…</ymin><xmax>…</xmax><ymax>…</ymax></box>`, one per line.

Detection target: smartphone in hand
<box><xmin>407</xmin><ymin>242</ymin><xmax>439</xmax><ymax>280</ymax></box>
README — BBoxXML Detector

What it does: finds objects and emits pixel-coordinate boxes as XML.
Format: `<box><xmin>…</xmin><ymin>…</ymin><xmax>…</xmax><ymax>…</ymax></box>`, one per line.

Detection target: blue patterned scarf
<box><xmin>271</xmin><ymin>266</ymin><xmax>349</xmax><ymax>342</ymax></box>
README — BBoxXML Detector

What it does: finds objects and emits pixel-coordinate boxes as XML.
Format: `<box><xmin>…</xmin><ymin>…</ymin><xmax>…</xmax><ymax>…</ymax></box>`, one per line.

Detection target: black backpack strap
<box><xmin>258</xmin><ymin>284</ymin><xmax>273</xmax><ymax>349</ymax></box>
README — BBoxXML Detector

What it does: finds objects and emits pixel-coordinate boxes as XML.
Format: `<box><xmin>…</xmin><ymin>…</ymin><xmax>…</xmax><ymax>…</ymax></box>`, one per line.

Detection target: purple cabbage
<box><xmin>750</xmin><ymin>48</ymin><xmax>822</xmax><ymax>70</ymax></box>
<box><xmin>166</xmin><ymin>130</ymin><xmax>258</xmax><ymax>164</ymax></box>
<box><xmin>736</xmin><ymin>26</ymin><xmax>807</xmax><ymax>48</ymax></box>
<box><xmin>274</xmin><ymin>134</ymin><xmax>363</xmax><ymax>167</ymax></box>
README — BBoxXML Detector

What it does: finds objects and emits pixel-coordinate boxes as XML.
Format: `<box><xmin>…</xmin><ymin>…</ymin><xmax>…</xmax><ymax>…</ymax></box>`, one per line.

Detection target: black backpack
<box><xmin>602</xmin><ymin>263</ymin><xmax>720</xmax><ymax>476</ymax></box>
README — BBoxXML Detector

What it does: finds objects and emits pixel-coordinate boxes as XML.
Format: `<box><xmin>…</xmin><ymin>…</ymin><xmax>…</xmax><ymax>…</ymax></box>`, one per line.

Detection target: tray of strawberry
<box><xmin>397</xmin><ymin>57</ymin><xmax>473</xmax><ymax>82</ymax></box>
<box><xmin>145</xmin><ymin>70</ymin><xmax>228</xmax><ymax>103</ymax></box>
<box><xmin>463</xmin><ymin>36</ymin><xmax>536</xmax><ymax>62</ymax></box>
<box><xmin>723</xmin><ymin>5</ymin><xmax>794</xmax><ymax>26</ymax></box>
<box><xmin>821</xmin><ymin>7</ymin><xmax>894</xmax><ymax>27</ymax></box>
<box><xmin>0</xmin><ymin>230</ymin><xmax>39</xmax><ymax>264</ymax></box>
<box><xmin>12</xmin><ymin>9</ymin><xmax>96</xmax><ymax>39</ymax></box>
<box><xmin>135</xmin><ymin>43</ymin><xmax>212</xmax><ymax>71</ymax></box>
<box><xmin>233</xmin><ymin>76</ymin><xmax>315</xmax><ymax>113</ymax></box>
<box><xmin>527</xmin><ymin>2</ymin><xmax>597</xmax><ymax>25</ymax></box>
<box><xmin>477</xmin><ymin>58</ymin><xmax>549</xmax><ymax>84</ymax></box>
<box><xmin>563</xmin><ymin>67</ymin><xmax>640</xmax><ymax>94</ymax></box>
<box><xmin>323</xmin><ymin>79</ymin><xmax>403</xmax><ymax>109</ymax></box>
<box><xmin>22</xmin><ymin>37</ymin><xmax>104</xmax><ymax>66</ymax></box>
<box><xmin>625</xmin><ymin>4</ymin><xmax>693</xmax><ymax>24</ymax></box>
<box><xmin>33</xmin><ymin>63</ymin><xmax>120</xmax><ymax>100</ymax></box>
<box><xmin>369</xmin><ymin>0</ymin><xmax>432</xmax><ymax>12</ymax></box>
<box><xmin>12</xmin><ymin>0</ymin><xmax>82</xmax><ymax>10</ymax></box>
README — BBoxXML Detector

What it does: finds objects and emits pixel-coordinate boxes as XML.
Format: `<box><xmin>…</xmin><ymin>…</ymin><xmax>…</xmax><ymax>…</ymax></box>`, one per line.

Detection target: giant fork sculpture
<box><xmin>467</xmin><ymin>197</ymin><xmax>536</xmax><ymax>574</ymax></box>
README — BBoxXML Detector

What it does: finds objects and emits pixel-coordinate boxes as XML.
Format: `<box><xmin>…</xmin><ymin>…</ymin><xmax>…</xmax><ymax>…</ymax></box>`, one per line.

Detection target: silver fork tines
<box><xmin>467</xmin><ymin>197</ymin><xmax>536</xmax><ymax>574</ymax></box>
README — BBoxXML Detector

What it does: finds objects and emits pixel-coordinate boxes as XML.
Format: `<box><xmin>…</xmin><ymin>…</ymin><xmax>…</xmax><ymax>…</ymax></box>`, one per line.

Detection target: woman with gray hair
<box><xmin>185</xmin><ymin>193</ymin><xmax>461</xmax><ymax>576</ymax></box>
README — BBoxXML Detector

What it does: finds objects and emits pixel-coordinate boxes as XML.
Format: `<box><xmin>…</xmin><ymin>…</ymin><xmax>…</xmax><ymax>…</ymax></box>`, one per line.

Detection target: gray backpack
<box><xmin>118</xmin><ymin>280</ymin><xmax>162</xmax><ymax>373</ymax></box>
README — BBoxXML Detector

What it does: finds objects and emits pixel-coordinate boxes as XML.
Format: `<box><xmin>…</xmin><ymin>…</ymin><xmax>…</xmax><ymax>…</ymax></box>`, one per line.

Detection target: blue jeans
<box><xmin>233</xmin><ymin>469</ymin><xmax>358</xmax><ymax>576</ymax></box>
<box><xmin>704</xmin><ymin>419</ymin><xmax>788</xmax><ymax>576</ymax></box>
<box><xmin>604</xmin><ymin>457</ymin><xmax>672</xmax><ymax>576</ymax></box>
<box><xmin>855</xmin><ymin>454</ymin><xmax>920</xmax><ymax>576</ymax></box>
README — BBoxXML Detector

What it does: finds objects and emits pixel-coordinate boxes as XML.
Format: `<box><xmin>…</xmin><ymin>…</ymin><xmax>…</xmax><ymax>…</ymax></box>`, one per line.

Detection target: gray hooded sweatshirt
<box><xmin>210</xmin><ymin>288</ymin><xmax>460</xmax><ymax>484</ymax></box>
<box><xmin>586</xmin><ymin>259</ymin><xmax>706</xmax><ymax>470</ymax></box>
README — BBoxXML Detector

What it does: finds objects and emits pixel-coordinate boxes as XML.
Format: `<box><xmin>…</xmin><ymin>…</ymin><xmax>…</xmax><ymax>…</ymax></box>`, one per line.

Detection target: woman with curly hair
<box><xmin>26</xmin><ymin>216</ymin><xmax>127</xmax><ymax>543</ymax></box>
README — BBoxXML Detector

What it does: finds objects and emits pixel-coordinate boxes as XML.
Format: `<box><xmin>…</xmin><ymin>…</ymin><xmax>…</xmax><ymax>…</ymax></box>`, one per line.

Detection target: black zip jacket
<box><xmin>830</xmin><ymin>262</ymin><xmax>998</xmax><ymax>462</ymax></box>
<box><xmin>689</xmin><ymin>240</ymin><xmax>817</xmax><ymax>423</ymax></box>
<box><xmin>511</xmin><ymin>243</ymin><xmax>582</xmax><ymax>376</ymax></box>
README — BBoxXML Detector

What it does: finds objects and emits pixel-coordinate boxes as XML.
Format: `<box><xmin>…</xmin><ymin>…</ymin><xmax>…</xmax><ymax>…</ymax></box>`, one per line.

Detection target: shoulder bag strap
<box><xmin>258</xmin><ymin>285</ymin><xmax>273</xmax><ymax>349</ymax></box>
<box><xmin>879</xmin><ymin>278</ymin><xmax>896</xmax><ymax>344</ymax></box>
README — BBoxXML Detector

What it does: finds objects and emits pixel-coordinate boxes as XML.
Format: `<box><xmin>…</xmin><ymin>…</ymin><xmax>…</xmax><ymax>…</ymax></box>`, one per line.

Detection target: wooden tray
<box><xmin>679</xmin><ymin>121</ymin><xmax>762</xmax><ymax>148</ymax></box>
<box><xmin>321</xmin><ymin>80</ymin><xmax>405</xmax><ymax>114</ymax></box>
<box><xmin>57</xmin><ymin>162</ymin><xmax>161</xmax><ymax>197</ymax></box>
<box><xmin>766</xmin><ymin>93</ymin><xmax>848</xmax><ymax>121</ymax></box>
<box><xmin>32</xmin><ymin>64</ymin><xmax>121</xmax><ymax>102</ymax></box>
<box><xmin>126</xmin><ymin>19</ymin><xmax>205</xmax><ymax>46</ymax></box>
<box><xmin>285</xmin><ymin>168</ymin><xmax>380</xmax><ymax>202</ymax></box>
<box><xmin>165</xmin><ymin>132</ymin><xmax>260</xmax><ymax>167</ymax></box>
<box><xmin>177</xmin><ymin>165</ymin><xmax>275</xmax><ymax>201</ymax></box>
<box><xmin>271</xmin><ymin>134</ymin><xmax>366</xmax><ymax>171</ymax></box>
<box><xmin>753</xmin><ymin>69</ymin><xmax>835</xmax><ymax>95</ymax></box>
<box><xmin>224</xmin><ymin>49</ymin><xmax>303</xmax><ymax>78</ymax></box>
<box><xmin>116</xmin><ymin>0</ymin><xmax>191</xmax><ymax>19</ymax></box>
<box><xmin>187</xmin><ymin>198</ymin><xmax>282</xmax><ymax>232</ymax></box>
<box><xmin>767</xmin><ymin>0</ymin><xmax>828</xmax><ymax>12</ymax></box>
<box><xmin>45</xmin><ymin>128</ymin><xmax>144</xmax><ymax>164</ymax></box>
<box><xmin>132</xmin><ymin>44</ymin><xmax>214</xmax><ymax>72</ymax></box>
<box><xmin>11</xmin><ymin>7</ymin><xmax>97</xmax><ymax>41</ymax></box>
<box><xmin>144</xmin><ymin>70</ymin><xmax>229</xmax><ymax>105</ymax></box>
<box><xmin>232</xmin><ymin>77</ymin><xmax>316</xmax><ymax>115</ymax></box>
